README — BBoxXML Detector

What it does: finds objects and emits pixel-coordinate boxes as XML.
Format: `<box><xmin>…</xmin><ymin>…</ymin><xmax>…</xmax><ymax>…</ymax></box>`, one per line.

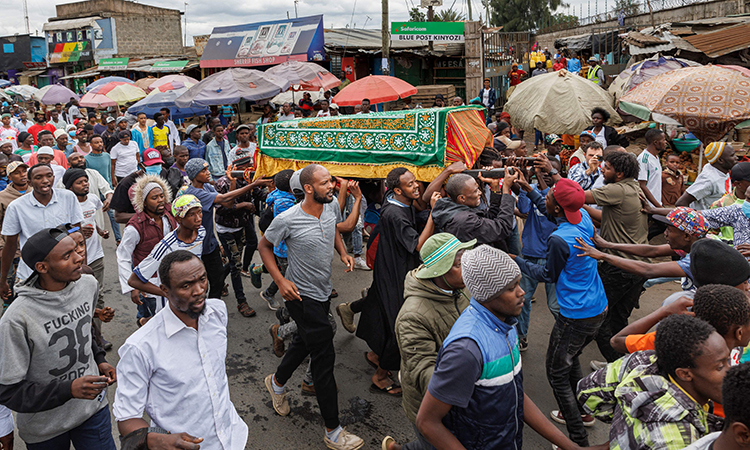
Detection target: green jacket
<box><xmin>394</xmin><ymin>269</ymin><xmax>470</xmax><ymax>423</ymax></box>
<box><xmin>577</xmin><ymin>351</ymin><xmax>724</xmax><ymax>450</ymax></box>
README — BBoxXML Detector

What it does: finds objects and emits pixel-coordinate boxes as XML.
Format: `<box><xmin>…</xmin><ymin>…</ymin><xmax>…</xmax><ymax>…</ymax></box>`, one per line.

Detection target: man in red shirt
<box><xmin>508</xmin><ymin>63</ymin><xmax>527</xmax><ymax>86</ymax></box>
<box><xmin>26</xmin><ymin>112</ymin><xmax>56</xmax><ymax>144</ymax></box>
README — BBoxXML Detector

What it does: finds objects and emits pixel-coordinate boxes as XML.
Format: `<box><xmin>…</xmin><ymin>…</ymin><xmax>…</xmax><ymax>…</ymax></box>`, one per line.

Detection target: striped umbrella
<box><xmin>79</xmin><ymin>81</ymin><xmax>146</xmax><ymax>107</ymax></box>
<box><xmin>85</xmin><ymin>76</ymin><xmax>134</xmax><ymax>92</ymax></box>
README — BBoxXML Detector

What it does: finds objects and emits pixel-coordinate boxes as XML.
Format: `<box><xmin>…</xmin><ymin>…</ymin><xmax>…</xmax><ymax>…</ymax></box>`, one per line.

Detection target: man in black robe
<box><xmin>337</xmin><ymin>168</ymin><xmax>437</xmax><ymax>395</ymax></box>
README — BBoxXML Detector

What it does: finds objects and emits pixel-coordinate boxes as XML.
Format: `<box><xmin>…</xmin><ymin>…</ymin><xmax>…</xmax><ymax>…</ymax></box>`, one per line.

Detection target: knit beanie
<box><xmin>461</xmin><ymin>244</ymin><xmax>521</xmax><ymax>303</ymax></box>
<box><xmin>185</xmin><ymin>158</ymin><xmax>209</xmax><ymax>180</ymax></box>
<box><xmin>63</xmin><ymin>168</ymin><xmax>88</xmax><ymax>190</ymax></box>
<box><xmin>690</xmin><ymin>239</ymin><xmax>750</xmax><ymax>288</ymax></box>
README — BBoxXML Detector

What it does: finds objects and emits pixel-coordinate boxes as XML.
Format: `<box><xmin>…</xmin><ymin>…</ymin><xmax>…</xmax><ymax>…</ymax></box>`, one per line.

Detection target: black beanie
<box><xmin>690</xmin><ymin>239</ymin><xmax>750</xmax><ymax>288</ymax></box>
<box><xmin>63</xmin><ymin>168</ymin><xmax>88</xmax><ymax>190</ymax></box>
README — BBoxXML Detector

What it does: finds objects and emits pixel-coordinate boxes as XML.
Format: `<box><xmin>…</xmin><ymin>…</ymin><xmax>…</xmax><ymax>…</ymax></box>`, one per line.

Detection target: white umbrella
<box><xmin>271</xmin><ymin>89</ymin><xmax>325</xmax><ymax>106</ymax></box>
<box><xmin>5</xmin><ymin>85</ymin><xmax>38</xmax><ymax>101</ymax></box>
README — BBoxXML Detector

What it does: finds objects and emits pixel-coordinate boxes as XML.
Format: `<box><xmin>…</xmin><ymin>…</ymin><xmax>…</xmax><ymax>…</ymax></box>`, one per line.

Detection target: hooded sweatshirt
<box><xmin>430</xmin><ymin>193</ymin><xmax>515</xmax><ymax>249</ymax></box>
<box><xmin>577</xmin><ymin>350</ymin><xmax>724</xmax><ymax>450</ymax></box>
<box><xmin>395</xmin><ymin>269</ymin><xmax>470</xmax><ymax>423</ymax></box>
<box><xmin>0</xmin><ymin>274</ymin><xmax>107</xmax><ymax>443</ymax></box>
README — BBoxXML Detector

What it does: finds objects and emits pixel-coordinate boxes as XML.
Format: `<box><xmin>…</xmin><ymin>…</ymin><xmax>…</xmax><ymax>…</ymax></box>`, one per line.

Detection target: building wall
<box><xmin>114</xmin><ymin>15</ymin><xmax>183</xmax><ymax>57</ymax></box>
<box><xmin>534</xmin><ymin>0</ymin><xmax>747</xmax><ymax>50</ymax></box>
<box><xmin>0</xmin><ymin>35</ymin><xmax>32</xmax><ymax>72</ymax></box>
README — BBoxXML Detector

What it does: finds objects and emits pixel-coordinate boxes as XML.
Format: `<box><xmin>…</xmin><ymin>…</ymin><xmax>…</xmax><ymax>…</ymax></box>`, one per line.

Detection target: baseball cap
<box><xmin>289</xmin><ymin>169</ymin><xmax>303</xmax><ymax>194</ymax></box>
<box><xmin>142</xmin><ymin>148</ymin><xmax>164</xmax><ymax>166</ymax></box>
<box><xmin>653</xmin><ymin>207</ymin><xmax>707</xmax><ymax>237</ymax></box>
<box><xmin>730</xmin><ymin>162</ymin><xmax>750</xmax><ymax>182</ymax></box>
<box><xmin>416</xmin><ymin>233</ymin><xmax>476</xmax><ymax>279</ymax></box>
<box><xmin>589</xmin><ymin>56</ymin><xmax>598</xmax><ymax>62</ymax></box>
<box><xmin>21</xmin><ymin>225</ymin><xmax>80</xmax><ymax>277</ymax></box>
<box><xmin>580</xmin><ymin>130</ymin><xmax>597</xmax><ymax>140</ymax></box>
<box><xmin>185</xmin><ymin>124</ymin><xmax>199</xmax><ymax>135</ymax></box>
<box><xmin>105</xmin><ymin>116</ymin><xmax>115</xmax><ymax>124</ymax></box>
<box><xmin>7</xmin><ymin>161</ymin><xmax>27</xmax><ymax>175</ymax></box>
<box><xmin>115</xmin><ymin>117</ymin><xmax>127</xmax><ymax>124</ymax></box>
<box><xmin>506</xmin><ymin>140</ymin><xmax>522</xmax><ymax>150</ymax></box>
<box><xmin>545</xmin><ymin>134</ymin><xmax>563</xmax><ymax>145</ymax></box>
<box><xmin>552</xmin><ymin>178</ymin><xmax>585</xmax><ymax>224</ymax></box>
<box><xmin>235</xmin><ymin>124</ymin><xmax>253</xmax><ymax>133</ymax></box>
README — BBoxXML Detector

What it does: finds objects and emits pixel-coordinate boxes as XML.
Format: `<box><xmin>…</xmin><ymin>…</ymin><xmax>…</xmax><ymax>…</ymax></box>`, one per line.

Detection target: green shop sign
<box><xmin>391</xmin><ymin>22</ymin><xmax>465</xmax><ymax>42</ymax></box>
<box><xmin>99</xmin><ymin>58</ymin><xmax>129</xmax><ymax>70</ymax></box>
<box><xmin>151</xmin><ymin>60</ymin><xmax>188</xmax><ymax>72</ymax></box>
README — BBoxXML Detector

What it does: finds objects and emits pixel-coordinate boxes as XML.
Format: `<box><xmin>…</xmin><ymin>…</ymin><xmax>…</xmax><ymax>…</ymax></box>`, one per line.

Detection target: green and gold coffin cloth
<box><xmin>254</xmin><ymin>105</ymin><xmax>492</xmax><ymax>180</ymax></box>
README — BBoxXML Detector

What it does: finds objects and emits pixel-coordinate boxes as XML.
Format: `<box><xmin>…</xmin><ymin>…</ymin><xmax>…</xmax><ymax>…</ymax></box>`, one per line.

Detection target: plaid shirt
<box><xmin>577</xmin><ymin>351</ymin><xmax>723</xmax><ymax>450</ymax></box>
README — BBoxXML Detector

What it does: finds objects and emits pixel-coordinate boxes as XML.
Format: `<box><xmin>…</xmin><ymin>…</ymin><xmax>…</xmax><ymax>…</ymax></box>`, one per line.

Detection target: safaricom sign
<box><xmin>391</xmin><ymin>22</ymin><xmax>465</xmax><ymax>42</ymax></box>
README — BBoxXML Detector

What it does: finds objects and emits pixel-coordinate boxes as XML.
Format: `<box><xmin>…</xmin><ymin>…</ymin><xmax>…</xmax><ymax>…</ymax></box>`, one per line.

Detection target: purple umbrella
<box><xmin>174</xmin><ymin>68</ymin><xmax>290</xmax><ymax>108</ymax></box>
<box><xmin>32</xmin><ymin>84</ymin><xmax>79</xmax><ymax>105</ymax></box>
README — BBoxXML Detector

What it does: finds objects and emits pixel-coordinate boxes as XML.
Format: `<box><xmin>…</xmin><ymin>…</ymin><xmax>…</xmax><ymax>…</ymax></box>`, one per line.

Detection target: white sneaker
<box><xmin>590</xmin><ymin>360</ymin><xmax>607</xmax><ymax>371</ymax></box>
<box><xmin>324</xmin><ymin>428</ymin><xmax>364</xmax><ymax>450</ymax></box>
<box><xmin>353</xmin><ymin>257</ymin><xmax>371</xmax><ymax>271</ymax></box>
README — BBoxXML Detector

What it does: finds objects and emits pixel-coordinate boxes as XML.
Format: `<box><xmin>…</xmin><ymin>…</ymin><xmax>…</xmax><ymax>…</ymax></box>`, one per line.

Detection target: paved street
<box><xmin>10</xmin><ymin>232</ymin><xmax>678</xmax><ymax>449</ymax></box>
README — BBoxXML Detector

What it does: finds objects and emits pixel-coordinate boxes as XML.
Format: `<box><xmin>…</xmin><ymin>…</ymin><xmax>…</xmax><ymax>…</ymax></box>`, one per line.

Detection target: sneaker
<box><xmin>590</xmin><ymin>360</ymin><xmax>607</xmax><ymax>371</ymax></box>
<box><xmin>353</xmin><ymin>257</ymin><xmax>371</xmax><ymax>271</ymax></box>
<box><xmin>249</xmin><ymin>263</ymin><xmax>263</xmax><ymax>289</ymax></box>
<box><xmin>381</xmin><ymin>436</ymin><xmax>396</xmax><ymax>450</ymax></box>
<box><xmin>519</xmin><ymin>337</ymin><xmax>528</xmax><ymax>352</ymax></box>
<box><xmin>260</xmin><ymin>290</ymin><xmax>281</xmax><ymax>311</ymax></box>
<box><xmin>269</xmin><ymin>324</ymin><xmax>285</xmax><ymax>357</ymax></box>
<box><xmin>301</xmin><ymin>381</ymin><xmax>316</xmax><ymax>396</ymax></box>
<box><xmin>324</xmin><ymin>428</ymin><xmax>364</xmax><ymax>450</ymax></box>
<box><xmin>264</xmin><ymin>374</ymin><xmax>290</xmax><ymax>416</ymax></box>
<box><xmin>336</xmin><ymin>302</ymin><xmax>356</xmax><ymax>333</ymax></box>
<box><xmin>550</xmin><ymin>410</ymin><xmax>595</xmax><ymax>427</ymax></box>
<box><xmin>360</xmin><ymin>288</ymin><xmax>368</xmax><ymax>299</ymax></box>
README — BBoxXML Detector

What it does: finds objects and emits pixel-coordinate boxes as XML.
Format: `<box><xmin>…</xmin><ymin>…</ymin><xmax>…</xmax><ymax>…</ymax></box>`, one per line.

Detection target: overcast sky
<box><xmin>1</xmin><ymin>0</ymin><xmax>593</xmax><ymax>45</ymax></box>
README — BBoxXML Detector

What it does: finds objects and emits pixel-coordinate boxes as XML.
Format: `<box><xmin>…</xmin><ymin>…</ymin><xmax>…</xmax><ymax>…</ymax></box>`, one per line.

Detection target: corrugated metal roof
<box><xmin>626</xmin><ymin>31</ymin><xmax>669</xmax><ymax>46</ymax></box>
<box><xmin>684</xmin><ymin>23</ymin><xmax>750</xmax><ymax>57</ymax></box>
<box><xmin>669</xmin><ymin>27</ymin><xmax>695</xmax><ymax>36</ymax></box>
<box><xmin>672</xmin><ymin>16</ymin><xmax>750</xmax><ymax>27</ymax></box>
<box><xmin>324</xmin><ymin>28</ymin><xmax>463</xmax><ymax>57</ymax></box>
<box><xmin>43</xmin><ymin>17</ymin><xmax>102</xmax><ymax>31</ymax></box>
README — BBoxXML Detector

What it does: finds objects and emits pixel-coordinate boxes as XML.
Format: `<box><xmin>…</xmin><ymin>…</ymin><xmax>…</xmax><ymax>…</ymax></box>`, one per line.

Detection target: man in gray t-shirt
<box><xmin>259</xmin><ymin>164</ymin><xmax>363</xmax><ymax>450</ymax></box>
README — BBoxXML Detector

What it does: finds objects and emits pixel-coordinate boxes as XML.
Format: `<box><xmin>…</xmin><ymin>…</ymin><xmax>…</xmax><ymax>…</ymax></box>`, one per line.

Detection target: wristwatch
<box><xmin>548</xmin><ymin>168</ymin><xmax>559</xmax><ymax>176</ymax></box>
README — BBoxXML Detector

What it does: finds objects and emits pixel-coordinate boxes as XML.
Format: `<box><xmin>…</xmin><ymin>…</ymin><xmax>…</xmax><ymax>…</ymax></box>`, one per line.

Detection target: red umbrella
<box><xmin>332</xmin><ymin>75</ymin><xmax>417</xmax><ymax>106</ymax></box>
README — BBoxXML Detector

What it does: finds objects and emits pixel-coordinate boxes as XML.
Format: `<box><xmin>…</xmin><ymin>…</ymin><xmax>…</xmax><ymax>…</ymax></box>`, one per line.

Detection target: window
<box><xmin>330</xmin><ymin>56</ymin><xmax>341</xmax><ymax>78</ymax></box>
<box><xmin>2</xmin><ymin>44</ymin><xmax>13</xmax><ymax>53</ymax></box>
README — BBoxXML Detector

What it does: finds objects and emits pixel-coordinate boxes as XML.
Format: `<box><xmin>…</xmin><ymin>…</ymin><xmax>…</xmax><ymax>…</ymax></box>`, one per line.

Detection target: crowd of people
<box><xmin>0</xmin><ymin>92</ymin><xmax>748</xmax><ymax>450</ymax></box>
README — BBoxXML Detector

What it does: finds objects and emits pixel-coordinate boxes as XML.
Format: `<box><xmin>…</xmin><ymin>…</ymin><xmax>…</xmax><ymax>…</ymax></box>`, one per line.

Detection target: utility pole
<box><xmin>485</xmin><ymin>0</ymin><xmax>490</xmax><ymax>26</ymax></box>
<box><xmin>382</xmin><ymin>0</ymin><xmax>390</xmax><ymax>74</ymax></box>
<box><xmin>183</xmin><ymin>2</ymin><xmax>188</xmax><ymax>47</ymax></box>
<box><xmin>294</xmin><ymin>0</ymin><xmax>299</xmax><ymax>18</ymax></box>
<box><xmin>428</xmin><ymin>5</ymin><xmax>434</xmax><ymax>53</ymax></box>
<box><xmin>22</xmin><ymin>0</ymin><xmax>30</xmax><ymax>34</ymax></box>
<box><xmin>467</xmin><ymin>0</ymin><xmax>473</xmax><ymax>21</ymax></box>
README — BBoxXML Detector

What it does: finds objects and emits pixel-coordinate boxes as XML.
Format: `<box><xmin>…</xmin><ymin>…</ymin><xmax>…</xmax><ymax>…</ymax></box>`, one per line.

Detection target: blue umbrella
<box><xmin>0</xmin><ymin>80</ymin><xmax>11</xmax><ymax>88</ymax></box>
<box><xmin>86</xmin><ymin>76</ymin><xmax>134</xmax><ymax>92</ymax></box>
<box><xmin>128</xmin><ymin>87</ymin><xmax>210</xmax><ymax>120</ymax></box>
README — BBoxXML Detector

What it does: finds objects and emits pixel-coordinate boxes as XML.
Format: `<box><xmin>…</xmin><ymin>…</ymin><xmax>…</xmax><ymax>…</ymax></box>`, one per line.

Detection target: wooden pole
<box><xmin>382</xmin><ymin>0</ymin><xmax>390</xmax><ymax>73</ymax></box>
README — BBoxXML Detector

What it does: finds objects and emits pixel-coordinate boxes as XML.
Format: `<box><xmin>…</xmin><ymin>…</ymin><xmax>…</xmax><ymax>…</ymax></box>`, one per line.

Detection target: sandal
<box><xmin>369</xmin><ymin>382</ymin><xmax>402</xmax><ymax>397</ymax></box>
<box><xmin>237</xmin><ymin>302</ymin><xmax>256</xmax><ymax>317</ymax></box>
<box><xmin>330</xmin><ymin>288</ymin><xmax>339</xmax><ymax>298</ymax></box>
<box><xmin>364</xmin><ymin>352</ymin><xmax>393</xmax><ymax>377</ymax></box>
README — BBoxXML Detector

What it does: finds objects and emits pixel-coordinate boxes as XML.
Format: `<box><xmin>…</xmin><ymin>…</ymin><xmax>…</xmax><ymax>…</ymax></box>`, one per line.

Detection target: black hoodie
<box><xmin>431</xmin><ymin>192</ymin><xmax>516</xmax><ymax>249</ymax></box>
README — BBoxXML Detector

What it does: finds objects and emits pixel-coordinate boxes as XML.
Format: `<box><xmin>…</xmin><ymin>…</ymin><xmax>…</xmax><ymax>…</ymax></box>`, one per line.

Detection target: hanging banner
<box><xmin>391</xmin><ymin>22</ymin><xmax>465</xmax><ymax>42</ymax></box>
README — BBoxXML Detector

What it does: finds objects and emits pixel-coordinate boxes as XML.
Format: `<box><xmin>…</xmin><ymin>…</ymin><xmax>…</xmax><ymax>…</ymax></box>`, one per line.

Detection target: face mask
<box><xmin>145</xmin><ymin>165</ymin><xmax>161</xmax><ymax>176</ymax></box>
<box><xmin>742</xmin><ymin>200</ymin><xmax>750</xmax><ymax>219</ymax></box>
<box><xmin>69</xmin><ymin>131</ymin><xmax>76</xmax><ymax>138</ymax></box>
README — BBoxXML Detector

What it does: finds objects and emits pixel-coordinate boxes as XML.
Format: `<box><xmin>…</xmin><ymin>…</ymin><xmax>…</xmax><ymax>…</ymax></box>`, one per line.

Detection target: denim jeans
<box><xmin>276</xmin><ymin>297</ymin><xmax>339</xmax><ymax>429</ymax></box>
<box><xmin>107</xmin><ymin>208</ymin><xmax>122</xmax><ymax>242</ymax></box>
<box><xmin>517</xmin><ymin>256</ymin><xmax>559</xmax><ymax>338</ymax></box>
<box><xmin>26</xmin><ymin>404</ymin><xmax>116</xmax><ymax>450</ymax></box>
<box><xmin>218</xmin><ymin>229</ymin><xmax>246</xmax><ymax>303</ymax></box>
<box><xmin>345</xmin><ymin>194</ymin><xmax>364</xmax><ymax>256</ymax></box>
<box><xmin>506</xmin><ymin>225</ymin><xmax>521</xmax><ymax>256</ymax></box>
<box><xmin>595</xmin><ymin>262</ymin><xmax>646</xmax><ymax>362</ymax></box>
<box><xmin>546</xmin><ymin>310</ymin><xmax>606</xmax><ymax>447</ymax></box>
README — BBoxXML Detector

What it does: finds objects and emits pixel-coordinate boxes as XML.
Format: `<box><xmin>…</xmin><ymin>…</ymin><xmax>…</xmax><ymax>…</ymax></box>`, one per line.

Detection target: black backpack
<box><xmin>258</xmin><ymin>204</ymin><xmax>274</xmax><ymax>233</ymax></box>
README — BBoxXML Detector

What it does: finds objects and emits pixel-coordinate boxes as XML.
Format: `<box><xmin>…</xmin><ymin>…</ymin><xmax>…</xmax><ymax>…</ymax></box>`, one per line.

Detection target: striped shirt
<box><xmin>134</xmin><ymin>226</ymin><xmax>206</xmax><ymax>289</ymax></box>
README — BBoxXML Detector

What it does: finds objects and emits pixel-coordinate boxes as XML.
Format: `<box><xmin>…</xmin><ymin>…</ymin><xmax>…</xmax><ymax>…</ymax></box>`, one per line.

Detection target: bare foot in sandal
<box><xmin>371</xmin><ymin>369</ymin><xmax>401</xmax><ymax>396</ymax></box>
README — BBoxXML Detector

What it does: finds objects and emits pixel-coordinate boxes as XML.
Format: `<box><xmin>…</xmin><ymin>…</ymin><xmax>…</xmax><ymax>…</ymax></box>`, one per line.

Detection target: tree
<box><xmin>488</xmin><ymin>0</ymin><xmax>564</xmax><ymax>32</ymax></box>
<box><xmin>434</xmin><ymin>8</ymin><xmax>466</xmax><ymax>22</ymax></box>
<box><xmin>409</xmin><ymin>7</ymin><xmax>427</xmax><ymax>22</ymax></box>
<box><xmin>615</xmin><ymin>0</ymin><xmax>641</xmax><ymax>17</ymax></box>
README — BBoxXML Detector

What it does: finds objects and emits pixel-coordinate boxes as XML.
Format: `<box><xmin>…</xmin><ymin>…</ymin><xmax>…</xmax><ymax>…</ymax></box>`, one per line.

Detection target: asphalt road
<box><xmin>9</xmin><ymin>231</ymin><xmax>679</xmax><ymax>450</ymax></box>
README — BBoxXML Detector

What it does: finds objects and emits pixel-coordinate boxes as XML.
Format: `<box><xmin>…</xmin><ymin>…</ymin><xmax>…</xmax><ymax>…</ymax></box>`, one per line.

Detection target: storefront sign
<box><xmin>151</xmin><ymin>60</ymin><xmax>188</xmax><ymax>72</ymax></box>
<box><xmin>99</xmin><ymin>57</ymin><xmax>129</xmax><ymax>70</ymax></box>
<box><xmin>201</xmin><ymin>15</ymin><xmax>325</xmax><ymax>68</ymax></box>
<box><xmin>391</xmin><ymin>22</ymin><xmax>465</xmax><ymax>42</ymax></box>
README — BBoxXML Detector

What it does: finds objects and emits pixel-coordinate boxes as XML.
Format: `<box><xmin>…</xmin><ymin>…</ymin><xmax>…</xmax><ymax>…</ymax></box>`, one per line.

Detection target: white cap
<box><xmin>37</xmin><ymin>146</ymin><xmax>55</xmax><ymax>156</ymax></box>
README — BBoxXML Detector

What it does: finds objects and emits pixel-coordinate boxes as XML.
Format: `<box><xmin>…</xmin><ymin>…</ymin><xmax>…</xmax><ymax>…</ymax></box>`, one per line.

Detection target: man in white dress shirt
<box><xmin>114</xmin><ymin>250</ymin><xmax>248</xmax><ymax>450</ymax></box>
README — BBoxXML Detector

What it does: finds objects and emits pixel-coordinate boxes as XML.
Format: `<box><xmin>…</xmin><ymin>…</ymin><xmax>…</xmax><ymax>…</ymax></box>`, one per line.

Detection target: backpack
<box><xmin>258</xmin><ymin>204</ymin><xmax>274</xmax><ymax>233</ymax></box>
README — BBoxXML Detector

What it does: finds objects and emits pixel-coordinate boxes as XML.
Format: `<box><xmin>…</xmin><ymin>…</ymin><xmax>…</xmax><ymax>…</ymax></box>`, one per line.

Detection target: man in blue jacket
<box><xmin>513</xmin><ymin>178</ymin><xmax>608</xmax><ymax>447</ymax></box>
<box><xmin>416</xmin><ymin>244</ymin><xmax>604</xmax><ymax>450</ymax></box>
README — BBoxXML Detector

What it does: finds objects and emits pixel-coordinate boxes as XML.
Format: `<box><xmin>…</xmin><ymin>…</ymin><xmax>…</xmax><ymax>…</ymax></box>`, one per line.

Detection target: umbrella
<box><xmin>150</xmin><ymin>81</ymin><xmax>187</xmax><ymax>92</ymax></box>
<box><xmin>0</xmin><ymin>90</ymin><xmax>12</xmax><ymax>103</ymax></box>
<box><xmin>32</xmin><ymin>84</ymin><xmax>79</xmax><ymax>105</ymax></box>
<box><xmin>265</xmin><ymin>61</ymin><xmax>340</xmax><ymax>92</ymax></box>
<box><xmin>85</xmin><ymin>76</ymin><xmax>134</xmax><ymax>92</ymax></box>
<box><xmin>620</xmin><ymin>65</ymin><xmax>750</xmax><ymax>142</ymax></box>
<box><xmin>271</xmin><ymin>89</ymin><xmax>325</xmax><ymax>106</ymax></box>
<box><xmin>80</xmin><ymin>81</ymin><xmax>146</xmax><ymax>107</ymax></box>
<box><xmin>0</xmin><ymin>80</ymin><xmax>10</xmax><ymax>88</ymax></box>
<box><xmin>504</xmin><ymin>69</ymin><xmax>621</xmax><ymax>135</ymax></box>
<box><xmin>609</xmin><ymin>55</ymin><xmax>701</xmax><ymax>102</ymax></box>
<box><xmin>134</xmin><ymin>77</ymin><xmax>158</xmax><ymax>91</ymax></box>
<box><xmin>149</xmin><ymin>75</ymin><xmax>199</xmax><ymax>92</ymax></box>
<box><xmin>332</xmin><ymin>75</ymin><xmax>417</xmax><ymax>106</ymax></box>
<box><xmin>175</xmin><ymin>68</ymin><xmax>290</xmax><ymax>108</ymax></box>
<box><xmin>128</xmin><ymin>87</ymin><xmax>210</xmax><ymax>119</ymax></box>
<box><xmin>5</xmin><ymin>85</ymin><xmax>38</xmax><ymax>100</ymax></box>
